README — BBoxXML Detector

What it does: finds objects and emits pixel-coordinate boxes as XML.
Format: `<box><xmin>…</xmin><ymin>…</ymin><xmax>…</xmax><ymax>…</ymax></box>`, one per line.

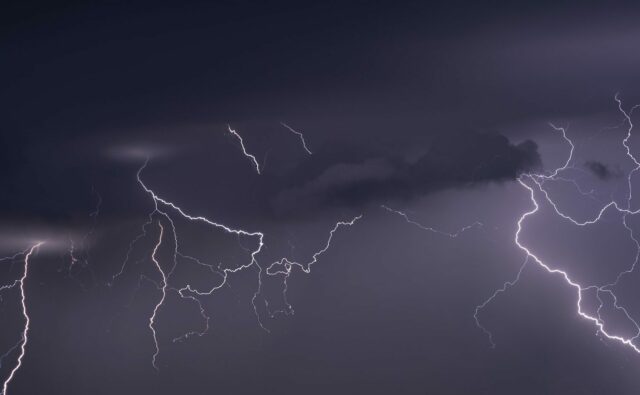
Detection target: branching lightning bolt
<box><xmin>475</xmin><ymin>95</ymin><xmax>640</xmax><ymax>354</ymax></box>
<box><xmin>1</xmin><ymin>242</ymin><xmax>43</xmax><ymax>395</ymax></box>
<box><xmin>265</xmin><ymin>215</ymin><xmax>362</xmax><ymax>316</ymax></box>
<box><xmin>128</xmin><ymin>158</ymin><xmax>264</xmax><ymax>365</ymax></box>
<box><xmin>280</xmin><ymin>122</ymin><xmax>312</xmax><ymax>155</ymax></box>
<box><xmin>110</xmin><ymin>151</ymin><xmax>362</xmax><ymax>368</ymax></box>
<box><xmin>266</xmin><ymin>216</ymin><xmax>362</xmax><ymax>276</ymax></box>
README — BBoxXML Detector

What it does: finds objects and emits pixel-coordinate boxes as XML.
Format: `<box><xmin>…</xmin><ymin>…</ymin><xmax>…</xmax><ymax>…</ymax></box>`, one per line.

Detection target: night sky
<box><xmin>3</xmin><ymin>1</ymin><xmax>640</xmax><ymax>394</ymax></box>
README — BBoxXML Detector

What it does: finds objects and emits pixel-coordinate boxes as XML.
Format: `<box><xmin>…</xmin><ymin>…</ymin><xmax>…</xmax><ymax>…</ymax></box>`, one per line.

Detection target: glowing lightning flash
<box><xmin>475</xmin><ymin>95</ymin><xmax>640</xmax><ymax>354</ymax></box>
<box><xmin>1</xmin><ymin>242</ymin><xmax>43</xmax><ymax>395</ymax></box>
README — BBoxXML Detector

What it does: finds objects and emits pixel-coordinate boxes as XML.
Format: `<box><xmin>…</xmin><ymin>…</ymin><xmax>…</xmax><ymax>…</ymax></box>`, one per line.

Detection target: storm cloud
<box><xmin>274</xmin><ymin>132</ymin><xmax>541</xmax><ymax>214</ymax></box>
<box><xmin>584</xmin><ymin>160</ymin><xmax>620</xmax><ymax>180</ymax></box>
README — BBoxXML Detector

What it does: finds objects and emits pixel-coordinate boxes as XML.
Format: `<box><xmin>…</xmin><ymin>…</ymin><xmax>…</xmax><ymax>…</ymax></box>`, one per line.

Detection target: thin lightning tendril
<box><xmin>65</xmin><ymin>189</ymin><xmax>101</xmax><ymax>287</ymax></box>
<box><xmin>280</xmin><ymin>122</ymin><xmax>313</xmax><ymax>155</ymax></box>
<box><xmin>474</xmin><ymin>257</ymin><xmax>528</xmax><ymax>349</ymax></box>
<box><xmin>227</xmin><ymin>124</ymin><xmax>261</xmax><ymax>174</ymax></box>
<box><xmin>381</xmin><ymin>205</ymin><xmax>483</xmax><ymax>238</ymax></box>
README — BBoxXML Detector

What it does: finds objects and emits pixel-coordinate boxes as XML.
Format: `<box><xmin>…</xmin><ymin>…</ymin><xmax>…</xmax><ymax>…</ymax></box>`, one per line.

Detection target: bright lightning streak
<box><xmin>1</xmin><ymin>242</ymin><xmax>43</xmax><ymax>395</ymax></box>
<box><xmin>280</xmin><ymin>122</ymin><xmax>313</xmax><ymax>155</ymax></box>
<box><xmin>134</xmin><ymin>158</ymin><xmax>265</xmax><ymax>298</ymax></box>
<box><xmin>227</xmin><ymin>124</ymin><xmax>261</xmax><ymax>174</ymax></box>
<box><xmin>149</xmin><ymin>221</ymin><xmax>165</xmax><ymax>371</ymax></box>
<box><xmin>476</xmin><ymin>95</ymin><xmax>640</xmax><ymax>353</ymax></box>
<box><xmin>514</xmin><ymin>176</ymin><xmax>640</xmax><ymax>353</ymax></box>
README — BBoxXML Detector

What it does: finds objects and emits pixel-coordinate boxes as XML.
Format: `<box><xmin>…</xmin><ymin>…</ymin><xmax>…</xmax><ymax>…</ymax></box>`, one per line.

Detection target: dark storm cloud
<box><xmin>584</xmin><ymin>160</ymin><xmax>610</xmax><ymax>179</ymax></box>
<box><xmin>584</xmin><ymin>160</ymin><xmax>620</xmax><ymax>180</ymax></box>
<box><xmin>274</xmin><ymin>132</ymin><xmax>541</xmax><ymax>214</ymax></box>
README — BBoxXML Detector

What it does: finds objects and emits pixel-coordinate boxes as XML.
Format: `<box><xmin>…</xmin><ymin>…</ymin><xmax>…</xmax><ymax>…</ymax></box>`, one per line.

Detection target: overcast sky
<box><xmin>3</xmin><ymin>1</ymin><xmax>640</xmax><ymax>394</ymax></box>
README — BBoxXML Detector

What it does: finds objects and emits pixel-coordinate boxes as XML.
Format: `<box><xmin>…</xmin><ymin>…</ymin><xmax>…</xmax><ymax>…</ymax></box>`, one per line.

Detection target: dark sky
<box><xmin>3</xmin><ymin>1</ymin><xmax>640</xmax><ymax>394</ymax></box>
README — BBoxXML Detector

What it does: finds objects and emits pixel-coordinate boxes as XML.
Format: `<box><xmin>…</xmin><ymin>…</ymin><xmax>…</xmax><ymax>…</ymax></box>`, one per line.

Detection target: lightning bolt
<box><xmin>135</xmin><ymin>159</ymin><xmax>267</xmax><ymax>323</ymax></box>
<box><xmin>65</xmin><ymin>189</ymin><xmax>101</xmax><ymax>283</ymax></box>
<box><xmin>474</xmin><ymin>257</ymin><xmax>528</xmax><ymax>348</ymax></box>
<box><xmin>265</xmin><ymin>215</ymin><xmax>362</xmax><ymax>316</ymax></box>
<box><xmin>1</xmin><ymin>242</ymin><xmax>43</xmax><ymax>395</ymax></box>
<box><xmin>227</xmin><ymin>124</ymin><xmax>261</xmax><ymax>174</ymax></box>
<box><xmin>131</xmin><ymin>159</ymin><xmax>249</xmax><ymax>365</ymax></box>
<box><xmin>266</xmin><ymin>216</ymin><xmax>362</xmax><ymax>276</ymax></box>
<box><xmin>109</xmin><ymin>147</ymin><xmax>362</xmax><ymax>366</ymax></box>
<box><xmin>475</xmin><ymin>95</ymin><xmax>640</xmax><ymax>354</ymax></box>
<box><xmin>280</xmin><ymin>122</ymin><xmax>313</xmax><ymax>155</ymax></box>
<box><xmin>149</xmin><ymin>221</ymin><xmax>165</xmax><ymax>371</ymax></box>
<box><xmin>112</xmin><ymin>157</ymin><xmax>265</xmax><ymax>367</ymax></box>
<box><xmin>381</xmin><ymin>205</ymin><xmax>483</xmax><ymax>238</ymax></box>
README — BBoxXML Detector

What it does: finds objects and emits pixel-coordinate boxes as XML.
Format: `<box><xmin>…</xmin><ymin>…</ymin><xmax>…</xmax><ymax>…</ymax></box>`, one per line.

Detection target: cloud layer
<box><xmin>274</xmin><ymin>132</ymin><xmax>541</xmax><ymax>214</ymax></box>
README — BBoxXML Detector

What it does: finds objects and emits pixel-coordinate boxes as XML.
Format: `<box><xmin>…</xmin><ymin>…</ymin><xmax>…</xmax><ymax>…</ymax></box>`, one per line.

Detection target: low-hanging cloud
<box><xmin>273</xmin><ymin>132</ymin><xmax>541</xmax><ymax>215</ymax></box>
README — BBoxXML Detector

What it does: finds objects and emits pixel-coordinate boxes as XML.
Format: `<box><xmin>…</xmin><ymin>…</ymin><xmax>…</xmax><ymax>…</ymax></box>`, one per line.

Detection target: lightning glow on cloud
<box><xmin>475</xmin><ymin>95</ymin><xmax>640</xmax><ymax>354</ymax></box>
